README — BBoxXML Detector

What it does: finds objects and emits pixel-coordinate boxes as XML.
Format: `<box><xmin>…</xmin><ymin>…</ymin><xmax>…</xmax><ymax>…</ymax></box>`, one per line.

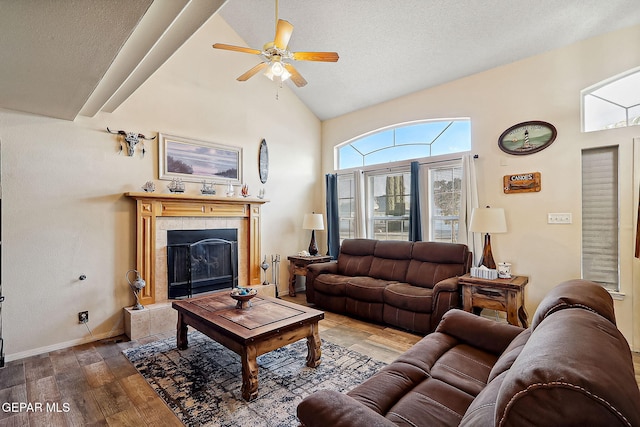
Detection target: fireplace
<box><xmin>167</xmin><ymin>229</ymin><xmax>238</xmax><ymax>299</ymax></box>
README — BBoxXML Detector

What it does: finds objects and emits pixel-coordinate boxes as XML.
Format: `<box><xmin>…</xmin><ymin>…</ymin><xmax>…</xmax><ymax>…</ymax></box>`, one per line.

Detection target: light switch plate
<box><xmin>548</xmin><ymin>213</ymin><xmax>572</xmax><ymax>224</ymax></box>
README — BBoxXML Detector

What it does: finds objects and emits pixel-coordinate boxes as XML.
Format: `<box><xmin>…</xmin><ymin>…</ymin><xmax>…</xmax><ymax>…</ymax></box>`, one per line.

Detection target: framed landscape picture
<box><xmin>158</xmin><ymin>133</ymin><xmax>242</xmax><ymax>184</ymax></box>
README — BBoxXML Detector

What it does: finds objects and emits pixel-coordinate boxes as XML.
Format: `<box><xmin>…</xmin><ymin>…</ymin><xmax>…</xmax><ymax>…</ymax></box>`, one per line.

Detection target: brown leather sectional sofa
<box><xmin>297</xmin><ymin>280</ymin><xmax>640</xmax><ymax>426</ymax></box>
<box><xmin>305</xmin><ymin>239</ymin><xmax>472</xmax><ymax>334</ymax></box>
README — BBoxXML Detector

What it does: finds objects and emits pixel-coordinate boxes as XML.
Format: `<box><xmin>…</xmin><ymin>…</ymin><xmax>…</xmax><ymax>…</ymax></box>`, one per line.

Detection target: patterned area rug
<box><xmin>123</xmin><ymin>331</ymin><xmax>386</xmax><ymax>426</ymax></box>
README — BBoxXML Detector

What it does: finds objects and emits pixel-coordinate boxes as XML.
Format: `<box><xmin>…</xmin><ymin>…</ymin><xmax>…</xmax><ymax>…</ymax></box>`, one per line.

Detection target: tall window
<box><xmin>581</xmin><ymin>146</ymin><xmax>619</xmax><ymax>291</ymax></box>
<box><xmin>335</xmin><ymin>119</ymin><xmax>470</xmax><ymax>242</ymax></box>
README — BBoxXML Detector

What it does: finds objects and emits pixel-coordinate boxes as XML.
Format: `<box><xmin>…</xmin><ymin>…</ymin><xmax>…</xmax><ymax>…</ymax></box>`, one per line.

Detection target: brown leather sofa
<box><xmin>305</xmin><ymin>239</ymin><xmax>472</xmax><ymax>334</ymax></box>
<box><xmin>297</xmin><ymin>280</ymin><xmax>640</xmax><ymax>426</ymax></box>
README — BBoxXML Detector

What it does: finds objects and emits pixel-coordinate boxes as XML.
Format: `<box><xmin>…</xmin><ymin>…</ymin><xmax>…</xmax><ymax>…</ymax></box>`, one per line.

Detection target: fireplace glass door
<box><xmin>167</xmin><ymin>238</ymin><xmax>238</xmax><ymax>299</ymax></box>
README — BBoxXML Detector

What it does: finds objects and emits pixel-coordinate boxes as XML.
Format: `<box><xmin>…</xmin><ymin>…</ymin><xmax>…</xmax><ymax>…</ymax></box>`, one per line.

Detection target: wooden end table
<box><xmin>172</xmin><ymin>292</ymin><xmax>324</xmax><ymax>401</ymax></box>
<box><xmin>287</xmin><ymin>255</ymin><xmax>331</xmax><ymax>297</ymax></box>
<box><xmin>458</xmin><ymin>273</ymin><xmax>529</xmax><ymax>327</ymax></box>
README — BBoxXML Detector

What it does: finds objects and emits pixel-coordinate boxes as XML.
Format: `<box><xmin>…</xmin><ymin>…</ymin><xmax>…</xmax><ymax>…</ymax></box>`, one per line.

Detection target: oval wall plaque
<box><xmin>498</xmin><ymin>121</ymin><xmax>557</xmax><ymax>155</ymax></box>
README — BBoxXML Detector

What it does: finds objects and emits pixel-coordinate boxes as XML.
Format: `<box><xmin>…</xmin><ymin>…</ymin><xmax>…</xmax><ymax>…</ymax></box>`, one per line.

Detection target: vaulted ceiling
<box><xmin>1</xmin><ymin>0</ymin><xmax>640</xmax><ymax>121</ymax></box>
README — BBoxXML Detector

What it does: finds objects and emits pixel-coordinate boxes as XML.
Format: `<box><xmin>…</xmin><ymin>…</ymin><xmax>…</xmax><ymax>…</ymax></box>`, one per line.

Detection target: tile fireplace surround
<box><xmin>123</xmin><ymin>192</ymin><xmax>271</xmax><ymax>339</ymax></box>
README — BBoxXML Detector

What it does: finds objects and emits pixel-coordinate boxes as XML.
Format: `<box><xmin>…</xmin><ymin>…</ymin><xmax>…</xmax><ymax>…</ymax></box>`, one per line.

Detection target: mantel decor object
<box><xmin>168</xmin><ymin>178</ymin><xmax>185</xmax><ymax>193</ymax></box>
<box><xmin>126</xmin><ymin>269</ymin><xmax>146</xmax><ymax>310</ymax></box>
<box><xmin>200</xmin><ymin>181</ymin><xmax>216</xmax><ymax>195</ymax></box>
<box><xmin>498</xmin><ymin>121</ymin><xmax>557</xmax><ymax>155</ymax></box>
<box><xmin>142</xmin><ymin>181</ymin><xmax>155</xmax><ymax>192</ymax></box>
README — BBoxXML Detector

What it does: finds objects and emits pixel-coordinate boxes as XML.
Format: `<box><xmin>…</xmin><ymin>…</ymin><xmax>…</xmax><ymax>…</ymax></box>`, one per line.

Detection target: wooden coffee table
<box><xmin>172</xmin><ymin>292</ymin><xmax>324</xmax><ymax>401</ymax></box>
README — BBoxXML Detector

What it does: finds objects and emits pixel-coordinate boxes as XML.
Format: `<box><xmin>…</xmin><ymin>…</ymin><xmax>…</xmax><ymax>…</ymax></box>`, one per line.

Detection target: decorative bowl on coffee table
<box><xmin>230</xmin><ymin>288</ymin><xmax>258</xmax><ymax>309</ymax></box>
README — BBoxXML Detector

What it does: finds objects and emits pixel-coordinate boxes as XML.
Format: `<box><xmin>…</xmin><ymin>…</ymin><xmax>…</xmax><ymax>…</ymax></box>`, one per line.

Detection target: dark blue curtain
<box><xmin>408</xmin><ymin>161</ymin><xmax>422</xmax><ymax>242</ymax></box>
<box><xmin>325</xmin><ymin>173</ymin><xmax>340</xmax><ymax>259</ymax></box>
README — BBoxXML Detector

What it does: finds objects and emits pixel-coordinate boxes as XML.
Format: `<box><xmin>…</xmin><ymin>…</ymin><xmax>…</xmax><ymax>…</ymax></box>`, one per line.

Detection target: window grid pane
<box><xmin>337</xmin><ymin>174</ymin><xmax>356</xmax><ymax>241</ymax></box>
<box><xmin>430</xmin><ymin>166</ymin><xmax>462</xmax><ymax>243</ymax></box>
<box><xmin>368</xmin><ymin>172</ymin><xmax>410</xmax><ymax>241</ymax></box>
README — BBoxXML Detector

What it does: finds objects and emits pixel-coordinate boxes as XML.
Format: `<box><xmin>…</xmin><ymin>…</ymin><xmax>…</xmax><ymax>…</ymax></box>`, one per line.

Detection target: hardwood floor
<box><xmin>0</xmin><ymin>294</ymin><xmax>638</xmax><ymax>426</ymax></box>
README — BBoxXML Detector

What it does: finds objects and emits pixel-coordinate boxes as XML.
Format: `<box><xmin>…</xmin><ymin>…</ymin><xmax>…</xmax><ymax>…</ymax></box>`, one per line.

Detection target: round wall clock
<box><xmin>259</xmin><ymin>139</ymin><xmax>269</xmax><ymax>183</ymax></box>
<box><xmin>498</xmin><ymin>121</ymin><xmax>557</xmax><ymax>155</ymax></box>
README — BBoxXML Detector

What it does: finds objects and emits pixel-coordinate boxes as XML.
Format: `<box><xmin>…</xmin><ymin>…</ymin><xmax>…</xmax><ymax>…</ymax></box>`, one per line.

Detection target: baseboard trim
<box><xmin>5</xmin><ymin>328</ymin><xmax>125</xmax><ymax>363</ymax></box>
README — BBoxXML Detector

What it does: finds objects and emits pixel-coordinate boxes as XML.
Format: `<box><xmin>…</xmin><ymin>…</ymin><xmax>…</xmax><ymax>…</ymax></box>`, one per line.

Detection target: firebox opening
<box><xmin>167</xmin><ymin>229</ymin><xmax>238</xmax><ymax>299</ymax></box>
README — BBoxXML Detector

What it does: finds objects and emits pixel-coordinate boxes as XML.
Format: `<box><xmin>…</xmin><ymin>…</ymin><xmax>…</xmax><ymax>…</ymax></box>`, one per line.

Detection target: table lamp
<box><xmin>469</xmin><ymin>206</ymin><xmax>507</xmax><ymax>269</ymax></box>
<box><xmin>303</xmin><ymin>213</ymin><xmax>324</xmax><ymax>256</ymax></box>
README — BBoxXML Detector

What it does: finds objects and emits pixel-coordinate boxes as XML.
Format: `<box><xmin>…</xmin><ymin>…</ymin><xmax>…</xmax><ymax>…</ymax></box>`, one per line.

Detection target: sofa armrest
<box><xmin>297</xmin><ymin>390</ymin><xmax>396</xmax><ymax>427</ymax></box>
<box><xmin>432</xmin><ymin>276</ymin><xmax>459</xmax><ymax>293</ymax></box>
<box><xmin>305</xmin><ymin>261</ymin><xmax>338</xmax><ymax>303</ymax></box>
<box><xmin>436</xmin><ymin>309</ymin><xmax>524</xmax><ymax>355</ymax></box>
<box><xmin>306</xmin><ymin>261</ymin><xmax>338</xmax><ymax>276</ymax></box>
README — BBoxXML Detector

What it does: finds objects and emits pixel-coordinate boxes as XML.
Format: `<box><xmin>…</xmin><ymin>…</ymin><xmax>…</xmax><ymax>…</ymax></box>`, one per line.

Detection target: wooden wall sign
<box><xmin>504</xmin><ymin>172</ymin><xmax>541</xmax><ymax>194</ymax></box>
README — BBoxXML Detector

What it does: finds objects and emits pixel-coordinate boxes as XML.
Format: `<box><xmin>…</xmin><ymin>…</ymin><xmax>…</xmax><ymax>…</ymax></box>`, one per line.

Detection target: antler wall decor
<box><xmin>106</xmin><ymin>127</ymin><xmax>156</xmax><ymax>157</ymax></box>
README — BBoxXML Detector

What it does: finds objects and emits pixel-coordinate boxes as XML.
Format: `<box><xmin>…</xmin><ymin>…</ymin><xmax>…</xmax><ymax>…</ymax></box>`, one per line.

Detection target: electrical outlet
<box><xmin>78</xmin><ymin>311</ymin><xmax>89</xmax><ymax>324</ymax></box>
<box><xmin>548</xmin><ymin>213</ymin><xmax>572</xmax><ymax>224</ymax></box>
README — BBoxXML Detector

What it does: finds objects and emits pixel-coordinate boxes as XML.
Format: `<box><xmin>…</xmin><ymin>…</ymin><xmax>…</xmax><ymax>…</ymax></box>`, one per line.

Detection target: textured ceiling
<box><xmin>219</xmin><ymin>0</ymin><xmax>640</xmax><ymax>120</ymax></box>
<box><xmin>1</xmin><ymin>0</ymin><xmax>640</xmax><ymax>121</ymax></box>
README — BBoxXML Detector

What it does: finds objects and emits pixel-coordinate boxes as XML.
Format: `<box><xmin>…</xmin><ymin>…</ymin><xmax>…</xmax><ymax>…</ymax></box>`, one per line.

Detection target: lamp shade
<box><xmin>303</xmin><ymin>213</ymin><xmax>324</xmax><ymax>230</ymax></box>
<box><xmin>469</xmin><ymin>207</ymin><xmax>507</xmax><ymax>233</ymax></box>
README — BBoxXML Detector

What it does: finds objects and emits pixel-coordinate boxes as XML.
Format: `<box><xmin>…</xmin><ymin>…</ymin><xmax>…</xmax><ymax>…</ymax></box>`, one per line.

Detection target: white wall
<box><xmin>322</xmin><ymin>25</ymin><xmax>640</xmax><ymax>349</ymax></box>
<box><xmin>1</xmin><ymin>14</ymin><xmax>322</xmax><ymax>359</ymax></box>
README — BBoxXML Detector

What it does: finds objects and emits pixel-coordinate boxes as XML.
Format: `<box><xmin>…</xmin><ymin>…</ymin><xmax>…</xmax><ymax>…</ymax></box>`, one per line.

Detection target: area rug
<box><xmin>123</xmin><ymin>331</ymin><xmax>387</xmax><ymax>426</ymax></box>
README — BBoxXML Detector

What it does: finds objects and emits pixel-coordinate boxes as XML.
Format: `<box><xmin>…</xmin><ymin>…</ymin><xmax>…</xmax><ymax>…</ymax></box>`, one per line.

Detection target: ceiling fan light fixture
<box><xmin>264</xmin><ymin>60</ymin><xmax>291</xmax><ymax>83</ymax></box>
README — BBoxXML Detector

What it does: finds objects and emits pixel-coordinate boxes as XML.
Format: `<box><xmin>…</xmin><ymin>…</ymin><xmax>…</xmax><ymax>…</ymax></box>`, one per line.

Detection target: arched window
<box><xmin>336</xmin><ymin>119</ymin><xmax>470</xmax><ymax>170</ymax></box>
<box><xmin>582</xmin><ymin>67</ymin><xmax>640</xmax><ymax>132</ymax></box>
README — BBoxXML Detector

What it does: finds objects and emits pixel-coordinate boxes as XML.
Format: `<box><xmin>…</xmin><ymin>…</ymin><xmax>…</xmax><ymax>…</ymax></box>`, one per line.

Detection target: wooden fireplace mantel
<box><xmin>125</xmin><ymin>192</ymin><xmax>268</xmax><ymax>305</ymax></box>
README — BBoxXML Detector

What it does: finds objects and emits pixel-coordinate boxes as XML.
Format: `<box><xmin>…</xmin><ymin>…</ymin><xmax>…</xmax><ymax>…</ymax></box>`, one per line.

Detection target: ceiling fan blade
<box><xmin>237</xmin><ymin>62</ymin><xmax>268</xmax><ymax>81</ymax></box>
<box><xmin>213</xmin><ymin>43</ymin><xmax>262</xmax><ymax>55</ymax></box>
<box><xmin>284</xmin><ymin>63</ymin><xmax>307</xmax><ymax>87</ymax></box>
<box><xmin>292</xmin><ymin>51</ymin><xmax>339</xmax><ymax>62</ymax></box>
<box><xmin>273</xmin><ymin>19</ymin><xmax>294</xmax><ymax>50</ymax></box>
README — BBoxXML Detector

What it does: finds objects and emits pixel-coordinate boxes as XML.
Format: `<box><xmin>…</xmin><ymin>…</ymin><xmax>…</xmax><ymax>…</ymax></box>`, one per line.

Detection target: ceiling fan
<box><xmin>212</xmin><ymin>2</ymin><xmax>339</xmax><ymax>87</ymax></box>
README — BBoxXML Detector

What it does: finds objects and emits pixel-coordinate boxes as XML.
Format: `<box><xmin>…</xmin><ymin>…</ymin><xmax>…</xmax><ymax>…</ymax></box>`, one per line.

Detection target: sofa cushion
<box><xmin>487</xmin><ymin>328</ymin><xmax>531</xmax><ymax>383</ymax></box>
<box><xmin>435</xmin><ymin>309</ymin><xmax>524</xmax><ymax>356</ymax></box>
<box><xmin>412</xmin><ymin>241</ymin><xmax>470</xmax><ymax>264</ymax></box>
<box><xmin>346</xmin><ymin>277</ymin><xmax>392</xmax><ymax>302</ymax></box>
<box><xmin>314</xmin><ymin>274</ymin><xmax>353</xmax><ymax>296</ymax></box>
<box><xmin>430</xmin><ymin>344</ymin><xmax>497</xmax><ymax>396</ymax></box>
<box><xmin>405</xmin><ymin>242</ymin><xmax>470</xmax><ymax>288</ymax></box>
<box><xmin>495</xmin><ymin>308</ymin><xmax>640</xmax><ymax>426</ymax></box>
<box><xmin>530</xmin><ymin>279</ymin><xmax>615</xmax><ymax>330</ymax></box>
<box><xmin>347</xmin><ymin>331</ymin><xmax>497</xmax><ymax>427</ymax></box>
<box><xmin>336</xmin><ymin>239</ymin><xmax>378</xmax><ymax>276</ymax></box>
<box><xmin>383</xmin><ymin>282</ymin><xmax>434</xmax><ymax>313</ymax></box>
<box><xmin>459</xmin><ymin>370</ymin><xmax>507</xmax><ymax>426</ymax></box>
<box><xmin>368</xmin><ymin>240</ymin><xmax>412</xmax><ymax>282</ymax></box>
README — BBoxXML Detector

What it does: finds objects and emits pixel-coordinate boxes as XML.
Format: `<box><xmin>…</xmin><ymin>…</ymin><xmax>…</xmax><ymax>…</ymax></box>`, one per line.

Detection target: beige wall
<box><xmin>322</xmin><ymin>24</ymin><xmax>640</xmax><ymax>349</ymax></box>
<box><xmin>1</xmin><ymin>14</ymin><xmax>322</xmax><ymax>359</ymax></box>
